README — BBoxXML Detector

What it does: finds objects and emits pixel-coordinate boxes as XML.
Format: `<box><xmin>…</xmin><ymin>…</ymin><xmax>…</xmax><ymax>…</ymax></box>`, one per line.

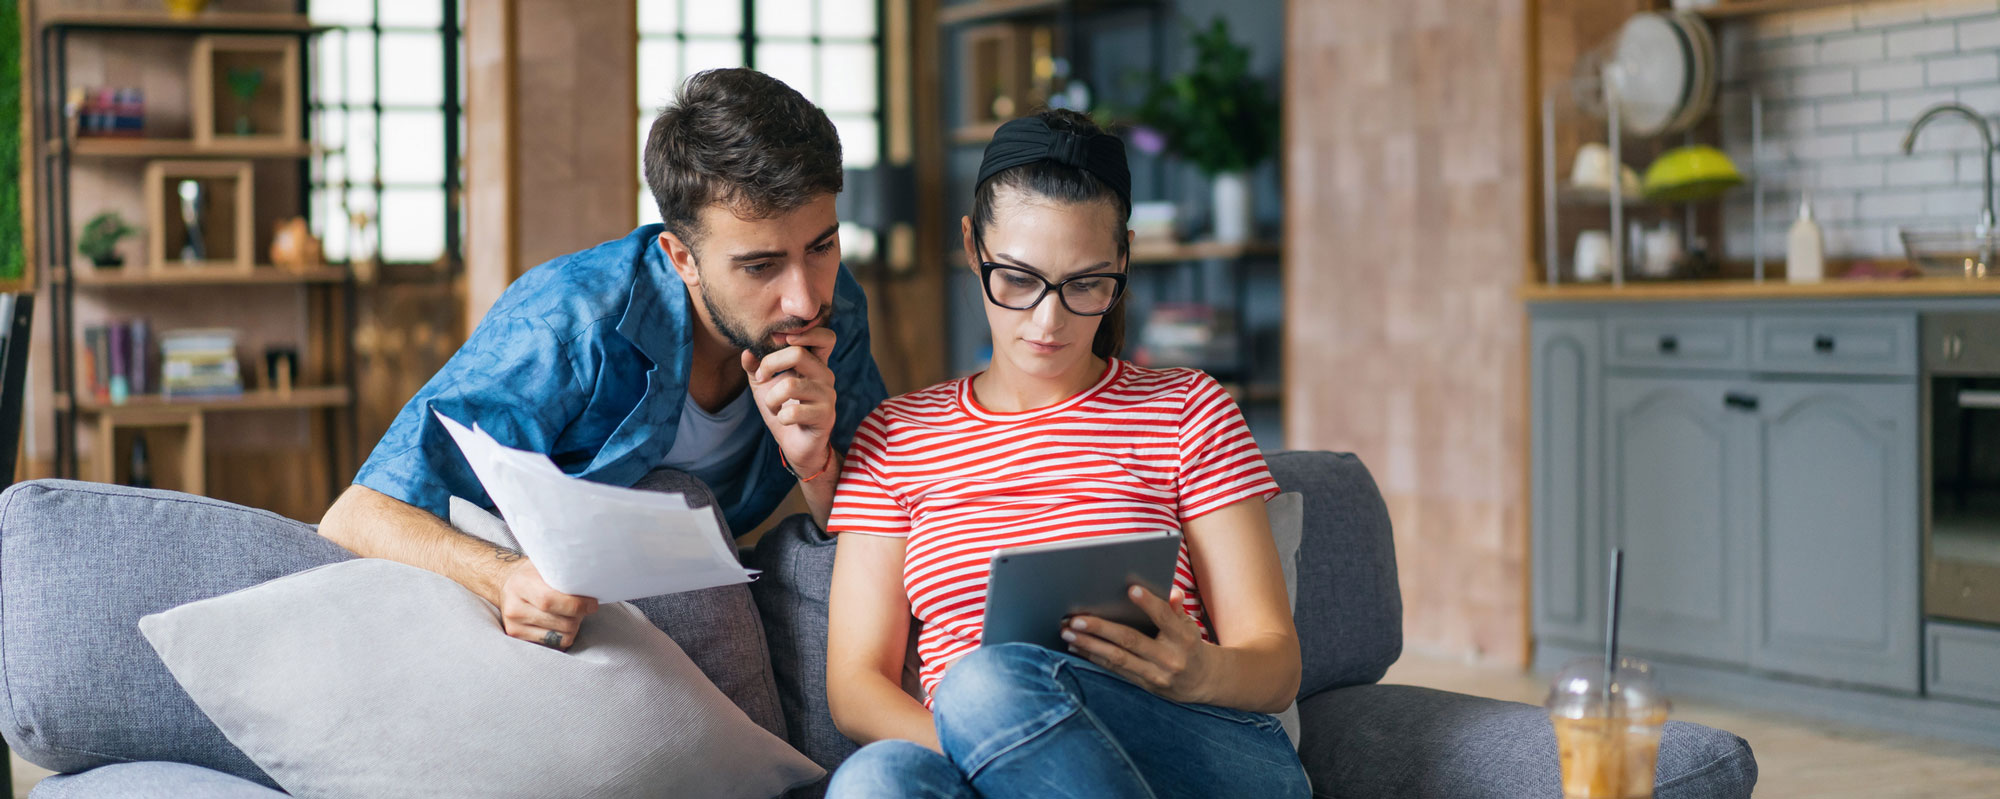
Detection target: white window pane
<box><xmin>759</xmin><ymin>0</ymin><xmax>813</xmax><ymax>38</ymax></box>
<box><xmin>639</xmin><ymin>0</ymin><xmax>681</xmax><ymax>35</ymax></box>
<box><xmin>381</xmin><ymin>188</ymin><xmax>445</xmax><ymax>263</ymax></box>
<box><xmin>343</xmin><ymin>33</ymin><xmax>375</xmax><ymax>107</ymax></box>
<box><xmin>314</xmin><ymin>152</ymin><xmax>347</xmax><ymax>187</ymax></box>
<box><xmin>834</xmin><ymin>115</ymin><xmax>877</xmax><ymax>168</ymax></box>
<box><xmin>308</xmin><ymin>0</ymin><xmax>372</xmax><ymax>26</ymax></box>
<box><xmin>818</xmin><ymin>44</ymin><xmax>875</xmax><ymax>114</ymax></box>
<box><xmin>684</xmin><ymin>40</ymin><xmax>744</xmax><ymax>76</ymax></box>
<box><xmin>312</xmin><ymin>188</ymin><xmax>348</xmax><ymax>261</ymax></box>
<box><xmin>818</xmin><ymin>0</ymin><xmax>875</xmax><ymax>38</ymax></box>
<box><xmin>636</xmin><ymin>115</ymin><xmax>653</xmax><ymax>203</ymax></box>
<box><xmin>379</xmin><ymin>32</ymin><xmax>445</xmax><ymax>106</ymax></box>
<box><xmin>639</xmin><ymin>38</ymin><xmax>681</xmax><ymax>112</ymax></box>
<box><xmin>379</xmin><ymin>0</ymin><xmax>441</xmax><ymax>28</ymax></box>
<box><xmin>314</xmin><ymin>108</ymin><xmax>345</xmax><ymax>151</ymax></box>
<box><xmin>639</xmin><ymin>189</ymin><xmax>660</xmax><ymax>225</ymax></box>
<box><xmin>684</xmin><ymin>1</ymin><xmax>740</xmax><ymax>35</ymax></box>
<box><xmin>755</xmin><ymin>43</ymin><xmax>815</xmax><ymax>104</ymax></box>
<box><xmin>838</xmin><ymin>221</ymin><xmax>876</xmax><ymax>262</ymax></box>
<box><xmin>345</xmin><ymin>113</ymin><xmax>378</xmax><ymax>180</ymax></box>
<box><xmin>380</xmin><ymin>111</ymin><xmax>445</xmax><ymax>184</ymax></box>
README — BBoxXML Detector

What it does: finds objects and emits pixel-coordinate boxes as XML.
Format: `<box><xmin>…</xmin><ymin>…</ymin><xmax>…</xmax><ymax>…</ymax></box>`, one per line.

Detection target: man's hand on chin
<box><xmin>742</xmin><ymin>325</ymin><xmax>839</xmax><ymax>477</ymax></box>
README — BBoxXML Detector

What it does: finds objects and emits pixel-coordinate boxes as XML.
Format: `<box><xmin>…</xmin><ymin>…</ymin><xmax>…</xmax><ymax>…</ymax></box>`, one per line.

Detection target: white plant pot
<box><xmin>1211</xmin><ymin>171</ymin><xmax>1253</xmax><ymax>244</ymax></box>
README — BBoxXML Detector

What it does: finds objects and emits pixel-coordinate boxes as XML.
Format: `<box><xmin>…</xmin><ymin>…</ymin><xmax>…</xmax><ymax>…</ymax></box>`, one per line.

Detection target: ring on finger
<box><xmin>541</xmin><ymin>630</ymin><xmax>564</xmax><ymax>648</ymax></box>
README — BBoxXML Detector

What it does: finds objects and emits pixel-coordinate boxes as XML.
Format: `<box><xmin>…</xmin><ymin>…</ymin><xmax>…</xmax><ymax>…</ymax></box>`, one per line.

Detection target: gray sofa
<box><xmin>0</xmin><ymin>452</ymin><xmax>1757</xmax><ymax>798</ymax></box>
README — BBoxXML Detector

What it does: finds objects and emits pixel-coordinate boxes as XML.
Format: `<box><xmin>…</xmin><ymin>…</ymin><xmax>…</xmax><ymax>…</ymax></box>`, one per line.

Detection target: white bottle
<box><xmin>1787</xmin><ymin>194</ymin><xmax>1825</xmax><ymax>284</ymax></box>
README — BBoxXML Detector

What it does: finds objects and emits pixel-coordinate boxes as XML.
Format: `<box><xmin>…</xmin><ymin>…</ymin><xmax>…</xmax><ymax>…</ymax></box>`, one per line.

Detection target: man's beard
<box><xmin>703</xmin><ymin>288</ymin><xmax>831</xmax><ymax>358</ymax></box>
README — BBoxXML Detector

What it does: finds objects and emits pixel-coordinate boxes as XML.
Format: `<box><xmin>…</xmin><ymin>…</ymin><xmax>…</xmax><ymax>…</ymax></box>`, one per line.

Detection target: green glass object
<box><xmin>225</xmin><ymin>66</ymin><xmax>264</xmax><ymax>136</ymax></box>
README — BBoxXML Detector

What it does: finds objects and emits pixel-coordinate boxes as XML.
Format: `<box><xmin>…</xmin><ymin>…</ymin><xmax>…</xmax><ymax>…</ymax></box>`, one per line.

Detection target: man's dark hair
<box><xmin>643</xmin><ymin>68</ymin><xmax>843</xmax><ymax>254</ymax></box>
<box><xmin>970</xmin><ymin>108</ymin><xmax>1131</xmax><ymax>360</ymax></box>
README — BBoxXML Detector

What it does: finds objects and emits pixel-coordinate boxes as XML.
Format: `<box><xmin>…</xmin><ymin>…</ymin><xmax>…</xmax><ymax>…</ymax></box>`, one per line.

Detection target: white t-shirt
<box><xmin>659</xmin><ymin>388</ymin><xmax>763</xmax><ymax>492</ymax></box>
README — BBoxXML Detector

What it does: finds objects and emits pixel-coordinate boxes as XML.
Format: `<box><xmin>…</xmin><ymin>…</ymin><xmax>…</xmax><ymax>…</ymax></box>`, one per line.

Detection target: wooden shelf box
<box><xmin>958</xmin><ymin>23</ymin><xmax>1044</xmax><ymax>138</ymax></box>
<box><xmin>144</xmin><ymin>160</ymin><xmax>256</xmax><ymax>274</ymax></box>
<box><xmin>91</xmin><ymin>409</ymin><xmax>204</xmax><ymax>495</ymax></box>
<box><xmin>191</xmin><ymin>35</ymin><xmax>302</xmax><ymax>152</ymax></box>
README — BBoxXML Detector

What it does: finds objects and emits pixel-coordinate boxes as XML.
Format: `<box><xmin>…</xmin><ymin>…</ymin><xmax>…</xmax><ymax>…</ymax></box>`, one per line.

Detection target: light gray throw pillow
<box><xmin>138</xmin><ymin>558</ymin><xmax>823</xmax><ymax>799</ymax></box>
<box><xmin>1267</xmin><ymin>491</ymin><xmax>1305</xmax><ymax>748</ymax></box>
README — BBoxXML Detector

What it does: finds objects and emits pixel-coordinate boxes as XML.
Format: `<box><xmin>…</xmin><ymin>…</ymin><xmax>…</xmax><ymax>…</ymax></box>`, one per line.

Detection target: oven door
<box><xmin>1929</xmin><ymin>378</ymin><xmax>2000</xmax><ymax>625</ymax></box>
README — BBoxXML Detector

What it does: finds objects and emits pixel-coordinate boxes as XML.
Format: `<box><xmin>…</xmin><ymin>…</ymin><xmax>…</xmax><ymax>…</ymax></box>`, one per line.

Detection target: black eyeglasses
<box><xmin>979</xmin><ymin>262</ymin><xmax>1128</xmax><ymax>316</ymax></box>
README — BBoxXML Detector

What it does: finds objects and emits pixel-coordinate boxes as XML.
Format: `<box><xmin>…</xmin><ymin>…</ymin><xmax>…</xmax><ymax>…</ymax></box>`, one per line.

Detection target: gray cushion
<box><xmin>1265</xmin><ymin>452</ymin><xmax>1402</xmax><ymax>697</ymax></box>
<box><xmin>139</xmin><ymin>557</ymin><xmax>824</xmax><ymax>799</ymax></box>
<box><xmin>0</xmin><ymin>480</ymin><xmax>351</xmax><ymax>787</ymax></box>
<box><xmin>1266</xmin><ymin>491</ymin><xmax>1304</xmax><ymax>745</ymax></box>
<box><xmin>450</xmin><ymin>467</ymin><xmax>787</xmax><ymax>741</ymax></box>
<box><xmin>744</xmin><ymin>514</ymin><xmax>849</xmax><ymax>798</ymax></box>
<box><xmin>1295</xmin><ymin>684</ymin><xmax>1757</xmax><ymax>799</ymax></box>
<box><xmin>29</xmin><ymin>762</ymin><xmax>288</xmax><ymax>798</ymax></box>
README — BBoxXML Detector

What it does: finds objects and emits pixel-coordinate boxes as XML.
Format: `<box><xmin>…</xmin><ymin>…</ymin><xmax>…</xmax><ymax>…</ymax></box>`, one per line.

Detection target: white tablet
<box><xmin>979</xmin><ymin>532</ymin><xmax>1184</xmax><ymax>651</ymax></box>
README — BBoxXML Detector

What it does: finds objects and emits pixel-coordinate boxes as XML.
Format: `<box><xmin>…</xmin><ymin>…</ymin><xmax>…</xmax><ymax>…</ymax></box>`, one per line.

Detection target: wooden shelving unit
<box><xmin>64</xmin><ymin>137</ymin><xmax>317</xmax><ymax>159</ymax></box>
<box><xmin>33</xmin><ymin>11</ymin><xmax>353</xmax><ymax>506</ymax></box>
<box><xmin>58</xmin><ymin>265</ymin><xmax>348</xmax><ymax>287</ymax></box>
<box><xmin>63</xmin><ymin>385</ymin><xmax>352</xmax><ymax>416</ymax></box>
<box><xmin>938</xmin><ymin>0</ymin><xmax>1153</xmax><ymax>26</ymax></box>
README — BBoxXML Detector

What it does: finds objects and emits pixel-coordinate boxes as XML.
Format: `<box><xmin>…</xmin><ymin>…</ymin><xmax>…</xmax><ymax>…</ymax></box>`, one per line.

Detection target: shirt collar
<box><xmin>616</xmin><ymin>224</ymin><xmax>695</xmax><ymax>371</ymax></box>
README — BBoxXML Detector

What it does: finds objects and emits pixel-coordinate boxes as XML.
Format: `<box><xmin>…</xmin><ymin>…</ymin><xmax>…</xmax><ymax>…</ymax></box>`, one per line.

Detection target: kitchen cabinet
<box><xmin>1605</xmin><ymin>375</ymin><xmax>1753</xmax><ymax>667</ymax></box>
<box><xmin>1531</xmin><ymin>318</ymin><xmax>1603</xmax><ymax>647</ymax></box>
<box><xmin>1750</xmin><ymin>381</ymin><xmax>1920</xmax><ymax>692</ymax></box>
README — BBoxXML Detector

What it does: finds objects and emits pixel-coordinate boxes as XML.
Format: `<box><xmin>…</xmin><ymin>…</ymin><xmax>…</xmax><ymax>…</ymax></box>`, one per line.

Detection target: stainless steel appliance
<box><xmin>1925</xmin><ymin>313</ymin><xmax>2000</xmax><ymax>626</ymax></box>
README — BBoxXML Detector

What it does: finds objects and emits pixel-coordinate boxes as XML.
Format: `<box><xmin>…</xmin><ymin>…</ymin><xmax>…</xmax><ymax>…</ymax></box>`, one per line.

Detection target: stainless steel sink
<box><xmin>1901</xmin><ymin>228</ymin><xmax>2000</xmax><ymax>277</ymax></box>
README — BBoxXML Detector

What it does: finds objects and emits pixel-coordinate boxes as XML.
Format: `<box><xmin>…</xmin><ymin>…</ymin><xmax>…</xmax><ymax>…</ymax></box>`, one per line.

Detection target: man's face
<box><xmin>663</xmin><ymin>194</ymin><xmax>841</xmax><ymax>357</ymax></box>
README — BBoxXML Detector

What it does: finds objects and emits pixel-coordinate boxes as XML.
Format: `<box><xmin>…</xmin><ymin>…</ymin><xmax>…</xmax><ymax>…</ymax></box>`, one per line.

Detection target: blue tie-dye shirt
<box><xmin>353</xmin><ymin>224</ymin><xmax>890</xmax><ymax>535</ymax></box>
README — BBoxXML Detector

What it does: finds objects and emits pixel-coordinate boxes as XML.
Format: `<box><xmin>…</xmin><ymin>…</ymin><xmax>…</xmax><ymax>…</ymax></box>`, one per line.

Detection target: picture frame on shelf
<box><xmin>144</xmin><ymin>159</ymin><xmax>255</xmax><ymax>274</ymax></box>
<box><xmin>190</xmin><ymin>34</ymin><xmax>301</xmax><ymax>152</ymax></box>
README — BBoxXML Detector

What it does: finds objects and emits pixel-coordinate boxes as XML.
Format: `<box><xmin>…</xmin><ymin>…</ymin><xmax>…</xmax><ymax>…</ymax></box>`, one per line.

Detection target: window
<box><xmin>309</xmin><ymin>0</ymin><xmax>462</xmax><ymax>265</ymax></box>
<box><xmin>636</xmin><ymin>0</ymin><xmax>882</xmax><ymax>237</ymax></box>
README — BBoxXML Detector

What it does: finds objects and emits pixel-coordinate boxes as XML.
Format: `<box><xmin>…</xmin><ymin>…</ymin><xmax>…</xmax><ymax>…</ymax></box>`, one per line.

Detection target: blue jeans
<box><xmin>827</xmin><ymin>643</ymin><xmax>1309</xmax><ymax>799</ymax></box>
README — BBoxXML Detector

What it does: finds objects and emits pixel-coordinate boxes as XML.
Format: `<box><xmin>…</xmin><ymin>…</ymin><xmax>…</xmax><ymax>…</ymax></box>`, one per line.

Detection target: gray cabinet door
<box><xmin>1532</xmin><ymin>318</ymin><xmax>1602</xmax><ymax>647</ymax></box>
<box><xmin>1605</xmin><ymin>376</ymin><xmax>1753</xmax><ymax>667</ymax></box>
<box><xmin>1749</xmin><ymin>381</ymin><xmax>1921</xmax><ymax>692</ymax></box>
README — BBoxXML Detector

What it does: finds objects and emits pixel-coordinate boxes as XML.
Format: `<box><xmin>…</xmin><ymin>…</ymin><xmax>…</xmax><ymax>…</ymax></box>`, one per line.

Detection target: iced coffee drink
<box><xmin>1547</xmin><ymin>657</ymin><xmax>1669</xmax><ymax>799</ymax></box>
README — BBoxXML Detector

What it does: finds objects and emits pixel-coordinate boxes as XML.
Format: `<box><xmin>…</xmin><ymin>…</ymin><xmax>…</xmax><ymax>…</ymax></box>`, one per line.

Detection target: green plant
<box><xmin>1135</xmin><ymin>18</ymin><xmax>1280</xmax><ymax>177</ymax></box>
<box><xmin>0</xmin><ymin>0</ymin><xmax>23</xmax><ymax>282</ymax></box>
<box><xmin>78</xmin><ymin>211</ymin><xmax>135</xmax><ymax>265</ymax></box>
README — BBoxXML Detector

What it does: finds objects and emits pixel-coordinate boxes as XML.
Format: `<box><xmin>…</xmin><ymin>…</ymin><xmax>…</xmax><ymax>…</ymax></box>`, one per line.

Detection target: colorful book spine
<box><xmin>107</xmin><ymin>322</ymin><xmax>130</xmax><ymax>405</ymax></box>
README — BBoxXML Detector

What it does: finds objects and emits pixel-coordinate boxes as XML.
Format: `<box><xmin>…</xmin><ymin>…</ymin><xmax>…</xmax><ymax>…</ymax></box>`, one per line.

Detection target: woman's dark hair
<box><xmin>643</xmin><ymin>68</ymin><xmax>843</xmax><ymax>254</ymax></box>
<box><xmin>971</xmin><ymin>109</ymin><xmax>1131</xmax><ymax>360</ymax></box>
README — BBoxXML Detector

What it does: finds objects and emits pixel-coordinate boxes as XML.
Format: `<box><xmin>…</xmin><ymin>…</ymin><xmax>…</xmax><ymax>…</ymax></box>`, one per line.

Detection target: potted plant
<box><xmin>1134</xmin><ymin>18</ymin><xmax>1280</xmax><ymax>244</ymax></box>
<box><xmin>79</xmin><ymin>211</ymin><xmax>136</xmax><ymax>268</ymax></box>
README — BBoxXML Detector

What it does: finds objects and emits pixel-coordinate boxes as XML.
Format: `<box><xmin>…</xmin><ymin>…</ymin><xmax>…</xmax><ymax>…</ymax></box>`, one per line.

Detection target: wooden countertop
<box><xmin>1521</xmin><ymin>278</ymin><xmax>2000</xmax><ymax>302</ymax></box>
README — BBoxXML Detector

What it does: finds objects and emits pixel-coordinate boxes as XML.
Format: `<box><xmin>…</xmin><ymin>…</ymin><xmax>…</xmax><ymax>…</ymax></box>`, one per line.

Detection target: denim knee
<box><xmin>827</xmin><ymin>740</ymin><xmax>961</xmax><ymax>799</ymax></box>
<box><xmin>931</xmin><ymin>644</ymin><xmax>1076</xmax><ymax>754</ymax></box>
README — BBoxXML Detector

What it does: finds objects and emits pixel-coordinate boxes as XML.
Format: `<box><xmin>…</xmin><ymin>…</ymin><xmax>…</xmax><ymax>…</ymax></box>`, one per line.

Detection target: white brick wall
<box><xmin>1721</xmin><ymin>0</ymin><xmax>2000</xmax><ymax>259</ymax></box>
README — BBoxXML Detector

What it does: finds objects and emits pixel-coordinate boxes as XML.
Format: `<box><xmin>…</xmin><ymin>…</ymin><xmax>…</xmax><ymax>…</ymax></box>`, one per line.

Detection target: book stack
<box><xmin>79</xmin><ymin>319</ymin><xmax>154</xmax><ymax>405</ymax></box>
<box><xmin>160</xmin><ymin>328</ymin><xmax>243</xmax><ymax>399</ymax></box>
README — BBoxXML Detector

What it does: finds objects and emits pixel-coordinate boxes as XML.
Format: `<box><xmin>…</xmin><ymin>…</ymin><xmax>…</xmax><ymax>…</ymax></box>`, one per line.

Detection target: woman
<box><xmin>821</xmin><ymin>110</ymin><xmax>1308</xmax><ymax>799</ymax></box>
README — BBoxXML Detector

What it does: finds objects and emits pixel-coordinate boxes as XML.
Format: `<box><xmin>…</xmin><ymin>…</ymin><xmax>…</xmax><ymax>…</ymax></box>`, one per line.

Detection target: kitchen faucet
<box><xmin>1903</xmin><ymin>103</ymin><xmax>1996</xmax><ymax>236</ymax></box>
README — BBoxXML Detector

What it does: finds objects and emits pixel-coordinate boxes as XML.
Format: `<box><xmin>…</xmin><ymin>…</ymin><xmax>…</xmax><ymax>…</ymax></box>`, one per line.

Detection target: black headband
<box><xmin>974</xmin><ymin>116</ymin><xmax>1132</xmax><ymax>207</ymax></box>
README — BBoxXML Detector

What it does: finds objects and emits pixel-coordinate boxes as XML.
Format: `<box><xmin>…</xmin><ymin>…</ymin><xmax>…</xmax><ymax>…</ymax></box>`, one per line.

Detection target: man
<box><xmin>318</xmin><ymin>68</ymin><xmax>888</xmax><ymax>653</ymax></box>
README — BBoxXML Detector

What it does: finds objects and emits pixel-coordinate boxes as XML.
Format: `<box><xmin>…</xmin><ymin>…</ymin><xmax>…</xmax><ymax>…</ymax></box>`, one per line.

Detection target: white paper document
<box><xmin>434</xmin><ymin>409</ymin><xmax>756</xmax><ymax>602</ymax></box>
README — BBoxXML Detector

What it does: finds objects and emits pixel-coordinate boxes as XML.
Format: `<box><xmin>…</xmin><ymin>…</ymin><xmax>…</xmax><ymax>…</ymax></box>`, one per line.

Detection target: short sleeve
<box><xmin>353</xmin><ymin>316</ymin><xmax>588</xmax><ymax>520</ymax></box>
<box><xmin>825</xmin><ymin>410</ymin><xmax>912</xmax><ymax>538</ymax></box>
<box><xmin>1176</xmin><ymin>372</ymin><xmax>1280</xmax><ymax>520</ymax></box>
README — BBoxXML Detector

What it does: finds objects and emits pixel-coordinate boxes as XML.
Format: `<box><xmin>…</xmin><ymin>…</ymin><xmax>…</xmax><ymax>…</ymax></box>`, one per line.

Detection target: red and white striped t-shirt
<box><xmin>826</xmin><ymin>359</ymin><xmax>1280</xmax><ymax>702</ymax></box>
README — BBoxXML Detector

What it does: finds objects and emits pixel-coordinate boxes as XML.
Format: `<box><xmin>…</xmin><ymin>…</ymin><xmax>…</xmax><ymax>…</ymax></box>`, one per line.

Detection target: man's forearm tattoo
<box><xmin>492</xmin><ymin>545</ymin><xmax>525</xmax><ymax>563</ymax></box>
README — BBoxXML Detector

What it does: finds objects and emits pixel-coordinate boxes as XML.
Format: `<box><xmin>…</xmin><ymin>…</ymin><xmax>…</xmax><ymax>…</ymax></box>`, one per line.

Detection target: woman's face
<box><xmin>964</xmin><ymin>189</ymin><xmax>1126</xmax><ymax>381</ymax></box>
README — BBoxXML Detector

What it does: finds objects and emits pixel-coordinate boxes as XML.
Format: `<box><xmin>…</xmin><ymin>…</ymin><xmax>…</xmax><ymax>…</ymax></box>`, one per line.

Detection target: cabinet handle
<box><xmin>1724</xmin><ymin>392</ymin><xmax>1760</xmax><ymax>412</ymax></box>
<box><xmin>1814</xmin><ymin>335</ymin><xmax>1836</xmax><ymax>353</ymax></box>
<box><xmin>1658</xmin><ymin>335</ymin><xmax>1679</xmax><ymax>354</ymax></box>
<box><xmin>1958</xmin><ymin>390</ymin><xmax>2000</xmax><ymax>410</ymax></box>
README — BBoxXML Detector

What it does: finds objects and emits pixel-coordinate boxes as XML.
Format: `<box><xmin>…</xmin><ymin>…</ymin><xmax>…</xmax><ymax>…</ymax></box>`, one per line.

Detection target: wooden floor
<box><xmin>1384</xmin><ymin>653</ymin><xmax>2000</xmax><ymax>798</ymax></box>
<box><xmin>10</xmin><ymin>652</ymin><xmax>1999</xmax><ymax>797</ymax></box>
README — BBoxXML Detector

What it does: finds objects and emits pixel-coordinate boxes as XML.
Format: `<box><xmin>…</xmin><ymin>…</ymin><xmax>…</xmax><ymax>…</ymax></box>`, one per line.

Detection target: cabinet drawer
<box><xmin>1751</xmin><ymin>314</ymin><xmax>1917</xmax><ymax>377</ymax></box>
<box><xmin>1606</xmin><ymin>316</ymin><xmax>1748</xmax><ymax>370</ymax></box>
<box><xmin>1928</xmin><ymin>622</ymin><xmax>2000</xmax><ymax>705</ymax></box>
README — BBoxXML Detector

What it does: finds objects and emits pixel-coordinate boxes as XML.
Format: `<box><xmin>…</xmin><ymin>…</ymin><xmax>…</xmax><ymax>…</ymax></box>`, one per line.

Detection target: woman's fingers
<box><xmin>1063</xmin><ymin>629</ymin><xmax>1174</xmax><ymax>690</ymax></box>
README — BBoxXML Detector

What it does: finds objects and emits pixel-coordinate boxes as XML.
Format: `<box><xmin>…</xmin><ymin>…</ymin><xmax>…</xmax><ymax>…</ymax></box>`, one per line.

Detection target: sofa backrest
<box><xmin>1264</xmin><ymin>451</ymin><xmax>1403</xmax><ymax>698</ymax></box>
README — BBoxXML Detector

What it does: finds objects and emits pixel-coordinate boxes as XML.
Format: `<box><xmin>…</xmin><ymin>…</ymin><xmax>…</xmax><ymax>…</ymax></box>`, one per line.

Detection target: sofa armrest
<box><xmin>1296</xmin><ymin>684</ymin><xmax>1756</xmax><ymax>799</ymax></box>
